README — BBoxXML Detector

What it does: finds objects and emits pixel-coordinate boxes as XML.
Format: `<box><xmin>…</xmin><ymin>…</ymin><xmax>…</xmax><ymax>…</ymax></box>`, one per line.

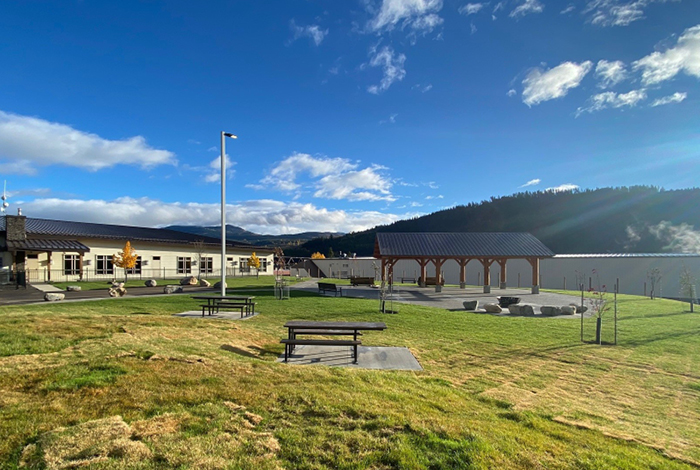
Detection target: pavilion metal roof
<box><xmin>374</xmin><ymin>232</ymin><xmax>555</xmax><ymax>258</ymax></box>
<box><xmin>5</xmin><ymin>239</ymin><xmax>90</xmax><ymax>252</ymax></box>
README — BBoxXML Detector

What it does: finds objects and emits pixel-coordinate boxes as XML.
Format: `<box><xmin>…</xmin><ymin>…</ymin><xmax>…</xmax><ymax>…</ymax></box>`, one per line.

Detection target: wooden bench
<box><xmin>422</xmin><ymin>276</ymin><xmax>444</xmax><ymax>286</ymax></box>
<box><xmin>400</xmin><ymin>277</ymin><xmax>417</xmax><ymax>284</ymax></box>
<box><xmin>318</xmin><ymin>282</ymin><xmax>342</xmax><ymax>296</ymax></box>
<box><xmin>350</xmin><ymin>276</ymin><xmax>376</xmax><ymax>287</ymax></box>
<box><xmin>280</xmin><ymin>338</ymin><xmax>361</xmax><ymax>363</ymax></box>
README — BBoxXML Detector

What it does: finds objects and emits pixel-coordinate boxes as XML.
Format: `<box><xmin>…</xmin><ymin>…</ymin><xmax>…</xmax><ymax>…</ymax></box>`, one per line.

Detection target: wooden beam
<box><xmin>498</xmin><ymin>259</ymin><xmax>507</xmax><ymax>289</ymax></box>
<box><xmin>480</xmin><ymin>258</ymin><xmax>493</xmax><ymax>293</ymax></box>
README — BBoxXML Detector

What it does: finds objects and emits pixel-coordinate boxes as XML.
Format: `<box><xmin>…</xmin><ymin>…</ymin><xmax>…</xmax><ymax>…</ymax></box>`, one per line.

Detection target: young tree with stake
<box><xmin>113</xmin><ymin>241</ymin><xmax>138</xmax><ymax>283</ymax></box>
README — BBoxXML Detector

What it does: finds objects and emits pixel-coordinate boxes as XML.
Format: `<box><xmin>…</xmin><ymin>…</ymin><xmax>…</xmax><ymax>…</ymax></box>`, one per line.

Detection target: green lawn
<box><xmin>0</xmin><ymin>284</ymin><xmax>698</xmax><ymax>469</ymax></box>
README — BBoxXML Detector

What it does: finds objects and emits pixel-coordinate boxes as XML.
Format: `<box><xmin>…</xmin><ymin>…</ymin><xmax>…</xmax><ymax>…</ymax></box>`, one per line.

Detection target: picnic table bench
<box><xmin>191</xmin><ymin>295</ymin><xmax>256</xmax><ymax>318</ymax></box>
<box><xmin>282</xmin><ymin>321</ymin><xmax>387</xmax><ymax>364</ymax></box>
<box><xmin>400</xmin><ymin>277</ymin><xmax>417</xmax><ymax>284</ymax></box>
<box><xmin>421</xmin><ymin>276</ymin><xmax>444</xmax><ymax>286</ymax></box>
<box><xmin>350</xmin><ymin>276</ymin><xmax>376</xmax><ymax>287</ymax></box>
<box><xmin>318</xmin><ymin>282</ymin><xmax>342</xmax><ymax>297</ymax></box>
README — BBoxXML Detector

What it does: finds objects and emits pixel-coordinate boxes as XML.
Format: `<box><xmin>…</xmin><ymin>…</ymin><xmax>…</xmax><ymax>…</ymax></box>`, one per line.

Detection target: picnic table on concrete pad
<box><xmin>191</xmin><ymin>295</ymin><xmax>256</xmax><ymax>317</ymax></box>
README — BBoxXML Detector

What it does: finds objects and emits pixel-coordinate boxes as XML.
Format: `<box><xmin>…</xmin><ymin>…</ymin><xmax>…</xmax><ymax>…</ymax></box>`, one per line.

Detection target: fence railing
<box><xmin>1</xmin><ymin>267</ymin><xmax>268</xmax><ymax>285</ymax></box>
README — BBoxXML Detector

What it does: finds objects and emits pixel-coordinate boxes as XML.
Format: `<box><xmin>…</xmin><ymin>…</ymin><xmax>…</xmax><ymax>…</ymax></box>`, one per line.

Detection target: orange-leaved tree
<box><xmin>311</xmin><ymin>252</ymin><xmax>325</xmax><ymax>259</ymax></box>
<box><xmin>248</xmin><ymin>252</ymin><xmax>261</xmax><ymax>278</ymax></box>
<box><xmin>113</xmin><ymin>241</ymin><xmax>138</xmax><ymax>283</ymax></box>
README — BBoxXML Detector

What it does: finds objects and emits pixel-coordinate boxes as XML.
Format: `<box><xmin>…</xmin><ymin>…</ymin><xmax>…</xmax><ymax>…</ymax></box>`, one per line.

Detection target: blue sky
<box><xmin>0</xmin><ymin>0</ymin><xmax>698</xmax><ymax>234</ymax></box>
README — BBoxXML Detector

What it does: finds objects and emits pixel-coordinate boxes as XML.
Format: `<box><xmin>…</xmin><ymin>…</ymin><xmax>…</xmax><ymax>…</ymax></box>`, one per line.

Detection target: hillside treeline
<box><xmin>286</xmin><ymin>187</ymin><xmax>700</xmax><ymax>256</ymax></box>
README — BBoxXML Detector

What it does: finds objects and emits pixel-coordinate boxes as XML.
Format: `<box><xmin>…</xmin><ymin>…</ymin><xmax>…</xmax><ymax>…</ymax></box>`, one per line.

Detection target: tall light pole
<box><xmin>221</xmin><ymin>131</ymin><xmax>237</xmax><ymax>296</ymax></box>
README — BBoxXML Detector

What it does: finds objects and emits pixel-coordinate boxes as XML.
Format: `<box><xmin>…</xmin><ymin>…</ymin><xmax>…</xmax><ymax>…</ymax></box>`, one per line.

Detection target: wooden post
<box><xmin>381</xmin><ymin>258</ymin><xmax>386</xmax><ymax>283</ymax></box>
<box><xmin>418</xmin><ymin>258</ymin><xmax>429</xmax><ymax>287</ymax></box>
<box><xmin>79</xmin><ymin>252</ymin><xmax>84</xmax><ymax>281</ymax></box>
<box><xmin>47</xmin><ymin>252</ymin><xmax>52</xmax><ymax>281</ymax></box>
<box><xmin>498</xmin><ymin>259</ymin><xmax>507</xmax><ymax>289</ymax></box>
<box><xmin>481</xmin><ymin>259</ymin><xmax>492</xmax><ymax>293</ymax></box>
<box><xmin>458</xmin><ymin>258</ymin><xmax>469</xmax><ymax>289</ymax></box>
<box><xmin>527</xmin><ymin>258</ymin><xmax>540</xmax><ymax>294</ymax></box>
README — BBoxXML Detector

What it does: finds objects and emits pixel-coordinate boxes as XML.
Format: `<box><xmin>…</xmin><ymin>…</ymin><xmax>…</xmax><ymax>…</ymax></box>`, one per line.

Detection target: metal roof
<box><xmin>374</xmin><ymin>232</ymin><xmax>555</xmax><ymax>258</ymax></box>
<box><xmin>1</xmin><ymin>216</ymin><xmax>268</xmax><ymax>251</ymax></box>
<box><xmin>6</xmin><ymin>239</ymin><xmax>90</xmax><ymax>252</ymax></box>
<box><xmin>553</xmin><ymin>253</ymin><xmax>700</xmax><ymax>258</ymax></box>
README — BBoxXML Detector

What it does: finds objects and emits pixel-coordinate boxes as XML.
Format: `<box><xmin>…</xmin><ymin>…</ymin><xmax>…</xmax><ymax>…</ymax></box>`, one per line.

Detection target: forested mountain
<box><xmin>287</xmin><ymin>187</ymin><xmax>700</xmax><ymax>256</ymax></box>
<box><xmin>166</xmin><ymin>224</ymin><xmax>341</xmax><ymax>247</ymax></box>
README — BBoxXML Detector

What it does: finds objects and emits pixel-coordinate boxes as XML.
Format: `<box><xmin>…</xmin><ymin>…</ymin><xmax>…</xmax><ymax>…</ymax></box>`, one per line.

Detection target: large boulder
<box><xmin>213</xmin><ymin>281</ymin><xmax>227</xmax><ymax>290</ymax></box>
<box><xmin>508</xmin><ymin>304</ymin><xmax>522</xmax><ymax>314</ymax></box>
<box><xmin>180</xmin><ymin>276</ymin><xmax>198</xmax><ymax>286</ymax></box>
<box><xmin>144</xmin><ymin>279</ymin><xmax>157</xmax><ymax>287</ymax></box>
<box><xmin>44</xmin><ymin>293</ymin><xmax>65</xmax><ymax>302</ymax></box>
<box><xmin>199</xmin><ymin>279</ymin><xmax>211</xmax><ymax>288</ymax></box>
<box><xmin>560</xmin><ymin>305</ymin><xmax>576</xmax><ymax>315</ymax></box>
<box><xmin>108</xmin><ymin>287</ymin><xmax>127</xmax><ymax>297</ymax></box>
<box><xmin>163</xmin><ymin>285</ymin><xmax>183</xmax><ymax>294</ymax></box>
<box><xmin>520</xmin><ymin>305</ymin><xmax>535</xmax><ymax>316</ymax></box>
<box><xmin>483</xmin><ymin>303</ymin><xmax>502</xmax><ymax>313</ymax></box>
<box><xmin>570</xmin><ymin>303</ymin><xmax>588</xmax><ymax>314</ymax></box>
<box><xmin>66</xmin><ymin>285</ymin><xmax>81</xmax><ymax>292</ymax></box>
<box><xmin>463</xmin><ymin>300</ymin><xmax>479</xmax><ymax>311</ymax></box>
<box><xmin>111</xmin><ymin>282</ymin><xmax>125</xmax><ymax>289</ymax></box>
<box><xmin>540</xmin><ymin>306</ymin><xmax>562</xmax><ymax>316</ymax></box>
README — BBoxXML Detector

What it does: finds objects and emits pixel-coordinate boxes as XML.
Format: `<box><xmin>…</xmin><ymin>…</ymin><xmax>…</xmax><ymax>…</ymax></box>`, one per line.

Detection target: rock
<box><xmin>163</xmin><ymin>285</ymin><xmax>183</xmax><ymax>294</ymax></box>
<box><xmin>463</xmin><ymin>300</ymin><xmax>479</xmax><ymax>311</ymax></box>
<box><xmin>508</xmin><ymin>304</ymin><xmax>522</xmax><ymax>314</ymax></box>
<box><xmin>213</xmin><ymin>281</ymin><xmax>227</xmax><ymax>289</ymax></box>
<box><xmin>560</xmin><ymin>305</ymin><xmax>576</xmax><ymax>315</ymax></box>
<box><xmin>199</xmin><ymin>279</ymin><xmax>211</xmax><ymax>287</ymax></box>
<box><xmin>483</xmin><ymin>303</ymin><xmax>502</xmax><ymax>313</ymax></box>
<box><xmin>145</xmin><ymin>279</ymin><xmax>157</xmax><ymax>287</ymax></box>
<box><xmin>570</xmin><ymin>303</ymin><xmax>588</xmax><ymax>314</ymax></box>
<box><xmin>109</xmin><ymin>287</ymin><xmax>127</xmax><ymax>297</ymax></box>
<box><xmin>66</xmin><ymin>285</ymin><xmax>81</xmax><ymax>292</ymax></box>
<box><xmin>180</xmin><ymin>276</ymin><xmax>198</xmax><ymax>286</ymax></box>
<box><xmin>112</xmin><ymin>282</ymin><xmax>125</xmax><ymax>289</ymax></box>
<box><xmin>540</xmin><ymin>306</ymin><xmax>562</xmax><ymax>316</ymax></box>
<box><xmin>520</xmin><ymin>305</ymin><xmax>535</xmax><ymax>316</ymax></box>
<box><xmin>44</xmin><ymin>293</ymin><xmax>65</xmax><ymax>301</ymax></box>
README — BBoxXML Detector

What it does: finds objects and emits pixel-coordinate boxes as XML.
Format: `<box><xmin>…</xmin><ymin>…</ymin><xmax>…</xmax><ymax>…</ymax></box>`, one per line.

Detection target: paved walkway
<box><xmin>292</xmin><ymin>279</ymin><xmax>588</xmax><ymax>316</ymax></box>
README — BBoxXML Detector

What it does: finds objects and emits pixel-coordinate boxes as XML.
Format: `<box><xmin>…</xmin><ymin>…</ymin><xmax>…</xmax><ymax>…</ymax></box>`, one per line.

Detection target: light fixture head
<box><xmin>223</xmin><ymin>132</ymin><xmax>238</xmax><ymax>139</ymax></box>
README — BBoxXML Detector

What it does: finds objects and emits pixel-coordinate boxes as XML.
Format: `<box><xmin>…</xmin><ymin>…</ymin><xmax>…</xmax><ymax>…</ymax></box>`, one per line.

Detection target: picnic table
<box><xmin>281</xmin><ymin>320</ymin><xmax>387</xmax><ymax>364</ymax></box>
<box><xmin>191</xmin><ymin>295</ymin><xmax>256</xmax><ymax>318</ymax></box>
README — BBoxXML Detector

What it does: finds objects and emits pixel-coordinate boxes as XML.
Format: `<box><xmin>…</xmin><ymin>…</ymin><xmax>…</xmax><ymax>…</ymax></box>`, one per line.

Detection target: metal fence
<box><xmin>2</xmin><ymin>267</ymin><xmax>267</xmax><ymax>285</ymax></box>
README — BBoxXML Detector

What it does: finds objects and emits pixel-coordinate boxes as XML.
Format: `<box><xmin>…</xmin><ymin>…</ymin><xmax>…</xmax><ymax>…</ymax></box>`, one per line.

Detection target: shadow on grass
<box><xmin>219</xmin><ymin>344</ymin><xmax>280</xmax><ymax>359</ymax></box>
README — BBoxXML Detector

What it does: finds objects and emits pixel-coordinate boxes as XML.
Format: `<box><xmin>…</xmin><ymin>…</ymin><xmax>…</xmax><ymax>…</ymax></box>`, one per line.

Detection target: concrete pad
<box><xmin>277</xmin><ymin>345</ymin><xmax>422</xmax><ymax>371</ymax></box>
<box><xmin>173</xmin><ymin>311</ymin><xmax>259</xmax><ymax>320</ymax></box>
<box><xmin>30</xmin><ymin>283</ymin><xmax>65</xmax><ymax>292</ymax></box>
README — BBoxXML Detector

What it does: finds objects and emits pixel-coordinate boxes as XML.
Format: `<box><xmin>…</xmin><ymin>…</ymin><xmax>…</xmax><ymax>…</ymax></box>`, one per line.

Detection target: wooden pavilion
<box><xmin>373</xmin><ymin>232</ymin><xmax>555</xmax><ymax>294</ymax></box>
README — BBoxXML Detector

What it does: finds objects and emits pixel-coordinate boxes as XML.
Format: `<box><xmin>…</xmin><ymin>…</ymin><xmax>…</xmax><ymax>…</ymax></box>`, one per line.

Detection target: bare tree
<box><xmin>647</xmin><ymin>268</ymin><xmax>662</xmax><ymax>300</ymax></box>
<box><xmin>680</xmin><ymin>265</ymin><xmax>697</xmax><ymax>312</ymax></box>
<box><xmin>192</xmin><ymin>240</ymin><xmax>206</xmax><ymax>282</ymax></box>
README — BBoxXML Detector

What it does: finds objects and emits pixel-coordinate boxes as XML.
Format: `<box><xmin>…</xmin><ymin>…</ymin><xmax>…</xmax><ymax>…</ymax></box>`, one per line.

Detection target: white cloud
<box><xmin>633</xmin><ymin>24</ymin><xmax>700</xmax><ymax>86</ymax></box>
<box><xmin>17</xmin><ymin>196</ymin><xmax>413</xmax><ymax>235</ymax></box>
<box><xmin>290</xmin><ymin>20</ymin><xmax>328</xmax><ymax>46</ymax></box>
<box><xmin>561</xmin><ymin>5</ymin><xmax>576</xmax><ymax>14</ymax></box>
<box><xmin>519</xmin><ymin>178</ymin><xmax>541</xmax><ymax>188</ymax></box>
<box><xmin>0</xmin><ymin>110</ymin><xmax>175</xmax><ymax>175</ymax></box>
<box><xmin>650</xmin><ymin>91</ymin><xmax>688</xmax><ymax>106</ymax></box>
<box><xmin>459</xmin><ymin>3</ymin><xmax>485</xmax><ymax>15</ymax></box>
<box><xmin>510</xmin><ymin>0</ymin><xmax>544</xmax><ymax>18</ymax></box>
<box><xmin>575</xmin><ymin>89</ymin><xmax>647</xmax><ymax>115</ymax></box>
<box><xmin>584</xmin><ymin>0</ymin><xmax>678</xmax><ymax>27</ymax></box>
<box><xmin>470</xmin><ymin>22</ymin><xmax>478</xmax><ymax>34</ymax></box>
<box><xmin>507</xmin><ymin>88</ymin><xmax>517</xmax><ymax>97</ymax></box>
<box><xmin>522</xmin><ymin>61</ymin><xmax>593</xmax><ymax>106</ymax></box>
<box><xmin>256</xmin><ymin>153</ymin><xmax>395</xmax><ymax>202</ymax></box>
<box><xmin>547</xmin><ymin>183</ymin><xmax>579</xmax><ymax>192</ymax></box>
<box><xmin>367</xmin><ymin>46</ymin><xmax>407</xmax><ymax>94</ymax></box>
<box><xmin>595</xmin><ymin>60</ymin><xmax>628</xmax><ymax>88</ymax></box>
<box><xmin>413</xmin><ymin>83</ymin><xmax>433</xmax><ymax>92</ymax></box>
<box><xmin>367</xmin><ymin>0</ymin><xmax>444</xmax><ymax>34</ymax></box>
<box><xmin>380</xmin><ymin>113</ymin><xmax>399</xmax><ymax>124</ymax></box>
<box><xmin>425</xmin><ymin>194</ymin><xmax>444</xmax><ymax>200</ymax></box>
<box><xmin>203</xmin><ymin>155</ymin><xmax>236</xmax><ymax>183</ymax></box>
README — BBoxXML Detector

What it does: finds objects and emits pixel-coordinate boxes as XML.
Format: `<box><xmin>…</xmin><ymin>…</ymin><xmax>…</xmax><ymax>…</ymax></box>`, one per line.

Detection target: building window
<box><xmin>95</xmin><ymin>255</ymin><xmax>114</xmax><ymax>275</ymax></box>
<box><xmin>27</xmin><ymin>254</ymin><xmax>39</xmax><ymax>259</ymax></box>
<box><xmin>152</xmin><ymin>256</ymin><xmax>161</xmax><ymax>261</ymax></box>
<box><xmin>239</xmin><ymin>257</ymin><xmax>249</xmax><ymax>273</ymax></box>
<box><xmin>199</xmin><ymin>257</ymin><xmax>213</xmax><ymax>274</ymax></box>
<box><xmin>126</xmin><ymin>256</ymin><xmax>142</xmax><ymax>275</ymax></box>
<box><xmin>64</xmin><ymin>255</ymin><xmax>81</xmax><ymax>276</ymax></box>
<box><xmin>177</xmin><ymin>257</ymin><xmax>192</xmax><ymax>274</ymax></box>
<box><xmin>261</xmin><ymin>259</ymin><xmax>268</xmax><ymax>272</ymax></box>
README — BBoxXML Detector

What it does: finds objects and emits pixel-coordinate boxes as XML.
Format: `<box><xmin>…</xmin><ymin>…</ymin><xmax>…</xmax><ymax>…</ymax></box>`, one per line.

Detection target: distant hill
<box><xmin>165</xmin><ymin>224</ymin><xmax>342</xmax><ymax>247</ymax></box>
<box><xmin>285</xmin><ymin>186</ymin><xmax>700</xmax><ymax>256</ymax></box>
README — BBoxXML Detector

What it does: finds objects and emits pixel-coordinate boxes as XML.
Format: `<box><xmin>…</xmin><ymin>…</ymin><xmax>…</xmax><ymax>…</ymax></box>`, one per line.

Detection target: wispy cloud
<box><xmin>0</xmin><ymin>110</ymin><xmax>175</xmax><ymax>175</ymax></box>
<box><xmin>519</xmin><ymin>178</ymin><xmax>541</xmax><ymax>188</ymax></box>
<box><xmin>290</xmin><ymin>20</ymin><xmax>328</xmax><ymax>46</ymax></box>
<box><xmin>650</xmin><ymin>91</ymin><xmax>687</xmax><ymax>107</ymax></box>
<box><xmin>560</xmin><ymin>5</ymin><xmax>576</xmax><ymax>14</ymax></box>
<box><xmin>367</xmin><ymin>45</ymin><xmax>407</xmax><ymax>94</ymax></box>
<box><xmin>547</xmin><ymin>183</ymin><xmax>579</xmax><ymax>192</ymax></box>
<box><xmin>595</xmin><ymin>60</ymin><xmax>628</xmax><ymax>88</ymax></box>
<box><xmin>379</xmin><ymin>113</ymin><xmax>399</xmax><ymax>124</ymax></box>
<box><xmin>510</xmin><ymin>0</ymin><xmax>544</xmax><ymax>18</ymax></box>
<box><xmin>584</xmin><ymin>0</ymin><xmax>679</xmax><ymax>27</ymax></box>
<box><xmin>459</xmin><ymin>3</ymin><xmax>486</xmax><ymax>15</ymax></box>
<box><xmin>367</xmin><ymin>0</ymin><xmax>444</xmax><ymax>35</ymax></box>
<box><xmin>522</xmin><ymin>61</ymin><xmax>593</xmax><ymax>106</ymax></box>
<box><xmin>576</xmin><ymin>89</ymin><xmax>647</xmax><ymax>116</ymax></box>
